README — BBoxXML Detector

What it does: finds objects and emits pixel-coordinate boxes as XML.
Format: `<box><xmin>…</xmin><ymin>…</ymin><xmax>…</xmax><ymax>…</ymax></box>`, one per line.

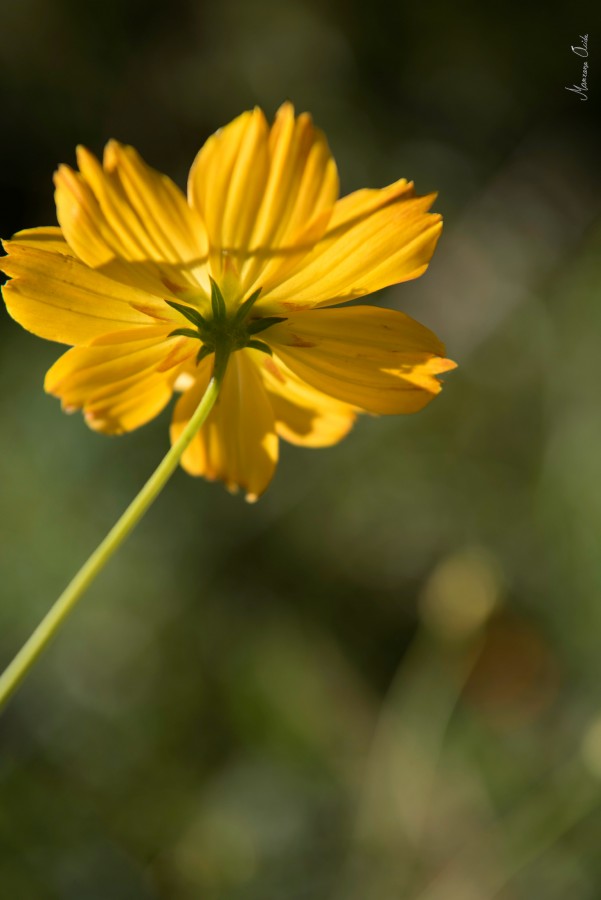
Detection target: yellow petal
<box><xmin>259</xmin><ymin>353</ymin><xmax>357</xmax><ymax>447</ymax></box>
<box><xmin>54</xmin><ymin>144</ymin><xmax>209</xmax><ymax>299</ymax></box>
<box><xmin>188</xmin><ymin>103</ymin><xmax>338</xmax><ymax>296</ymax></box>
<box><xmin>1</xmin><ymin>226</ymin><xmax>75</xmax><ymax>255</ymax></box>
<box><xmin>256</xmin><ymin>181</ymin><xmax>442</xmax><ymax>313</ymax></box>
<box><xmin>268</xmin><ymin>306</ymin><xmax>456</xmax><ymax>414</ymax></box>
<box><xmin>45</xmin><ymin>325</ymin><xmax>184</xmax><ymax>433</ymax></box>
<box><xmin>1</xmin><ymin>237</ymin><xmax>160</xmax><ymax>344</ymax></box>
<box><xmin>171</xmin><ymin>350</ymin><xmax>279</xmax><ymax>500</ymax></box>
<box><xmin>188</xmin><ymin>108</ymin><xmax>269</xmax><ymax>278</ymax></box>
<box><xmin>188</xmin><ymin>108</ymin><xmax>269</xmax><ymax>280</ymax></box>
<box><xmin>103</xmin><ymin>141</ymin><xmax>208</xmax><ymax>267</ymax></box>
<box><xmin>240</xmin><ymin>103</ymin><xmax>339</xmax><ymax>292</ymax></box>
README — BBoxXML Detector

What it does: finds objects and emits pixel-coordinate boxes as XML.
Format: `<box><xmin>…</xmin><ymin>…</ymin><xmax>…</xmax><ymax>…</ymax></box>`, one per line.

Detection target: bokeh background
<box><xmin>1</xmin><ymin>1</ymin><xmax>600</xmax><ymax>897</ymax></box>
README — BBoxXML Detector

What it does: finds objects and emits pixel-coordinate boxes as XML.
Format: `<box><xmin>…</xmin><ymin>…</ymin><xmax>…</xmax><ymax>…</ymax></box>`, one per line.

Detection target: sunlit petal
<box><xmin>188</xmin><ymin>103</ymin><xmax>338</xmax><ymax>297</ymax></box>
<box><xmin>1</xmin><ymin>234</ymin><xmax>159</xmax><ymax>344</ymax></box>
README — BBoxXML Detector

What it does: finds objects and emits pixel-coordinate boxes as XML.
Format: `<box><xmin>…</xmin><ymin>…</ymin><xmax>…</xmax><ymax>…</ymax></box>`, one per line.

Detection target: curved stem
<box><xmin>0</xmin><ymin>349</ymin><xmax>230</xmax><ymax>712</ymax></box>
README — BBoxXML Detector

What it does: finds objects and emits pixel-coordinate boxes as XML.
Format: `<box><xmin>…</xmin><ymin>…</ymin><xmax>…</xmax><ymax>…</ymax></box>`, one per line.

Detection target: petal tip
<box><xmin>438</xmin><ymin>357</ymin><xmax>458</xmax><ymax>374</ymax></box>
<box><xmin>53</xmin><ymin>163</ymin><xmax>72</xmax><ymax>184</ymax></box>
<box><xmin>75</xmin><ymin>144</ymin><xmax>94</xmax><ymax>166</ymax></box>
<box><xmin>103</xmin><ymin>139</ymin><xmax>120</xmax><ymax>167</ymax></box>
<box><xmin>275</xmin><ymin>100</ymin><xmax>295</xmax><ymax>119</ymax></box>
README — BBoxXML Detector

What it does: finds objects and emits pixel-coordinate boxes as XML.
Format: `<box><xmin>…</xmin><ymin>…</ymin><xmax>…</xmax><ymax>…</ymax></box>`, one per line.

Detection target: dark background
<box><xmin>1</xmin><ymin>1</ymin><xmax>601</xmax><ymax>897</ymax></box>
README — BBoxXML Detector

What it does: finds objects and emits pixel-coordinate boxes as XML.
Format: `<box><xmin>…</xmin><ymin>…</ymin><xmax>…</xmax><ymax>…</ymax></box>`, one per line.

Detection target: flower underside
<box><xmin>0</xmin><ymin>102</ymin><xmax>456</xmax><ymax>500</ymax></box>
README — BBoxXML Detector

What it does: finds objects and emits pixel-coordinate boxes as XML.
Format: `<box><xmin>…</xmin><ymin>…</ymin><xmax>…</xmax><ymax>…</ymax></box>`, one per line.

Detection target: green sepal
<box><xmin>209</xmin><ymin>277</ymin><xmax>227</xmax><ymax>321</ymax></box>
<box><xmin>168</xmin><ymin>327</ymin><xmax>201</xmax><ymax>340</ymax></box>
<box><xmin>165</xmin><ymin>299</ymin><xmax>206</xmax><ymax>328</ymax></box>
<box><xmin>196</xmin><ymin>345</ymin><xmax>214</xmax><ymax>364</ymax></box>
<box><xmin>247</xmin><ymin>316</ymin><xmax>286</xmax><ymax>335</ymax></box>
<box><xmin>246</xmin><ymin>339</ymin><xmax>272</xmax><ymax>356</ymax></box>
<box><xmin>232</xmin><ymin>287</ymin><xmax>263</xmax><ymax>326</ymax></box>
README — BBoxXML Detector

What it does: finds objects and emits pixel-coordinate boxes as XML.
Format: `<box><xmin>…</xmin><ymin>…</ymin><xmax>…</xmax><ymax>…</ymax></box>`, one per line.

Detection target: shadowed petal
<box><xmin>45</xmin><ymin>325</ymin><xmax>192</xmax><ymax>433</ymax></box>
<box><xmin>256</xmin><ymin>182</ymin><xmax>442</xmax><ymax>313</ymax></box>
<box><xmin>171</xmin><ymin>350</ymin><xmax>279</xmax><ymax>500</ymax></box>
<box><xmin>259</xmin><ymin>353</ymin><xmax>357</xmax><ymax>447</ymax></box>
<box><xmin>268</xmin><ymin>306</ymin><xmax>456</xmax><ymax>414</ymax></box>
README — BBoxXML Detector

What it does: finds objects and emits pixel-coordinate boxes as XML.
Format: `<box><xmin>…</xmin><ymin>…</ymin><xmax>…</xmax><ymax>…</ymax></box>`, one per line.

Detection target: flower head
<box><xmin>1</xmin><ymin>103</ymin><xmax>455</xmax><ymax>500</ymax></box>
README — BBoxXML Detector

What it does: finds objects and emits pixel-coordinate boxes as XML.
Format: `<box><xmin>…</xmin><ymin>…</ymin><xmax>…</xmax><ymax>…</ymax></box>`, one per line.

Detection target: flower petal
<box><xmin>171</xmin><ymin>350</ymin><xmax>279</xmax><ymax>500</ymax></box>
<box><xmin>188</xmin><ymin>103</ymin><xmax>338</xmax><ymax>296</ymax></box>
<box><xmin>54</xmin><ymin>144</ymin><xmax>209</xmax><ymax>298</ymax></box>
<box><xmin>188</xmin><ymin>108</ymin><xmax>269</xmax><ymax>278</ymax></box>
<box><xmin>103</xmin><ymin>141</ymin><xmax>208</xmax><ymax>266</ymax></box>
<box><xmin>259</xmin><ymin>353</ymin><xmax>357</xmax><ymax>447</ymax></box>
<box><xmin>256</xmin><ymin>182</ymin><xmax>442</xmax><ymax>313</ymax></box>
<box><xmin>1</xmin><ymin>226</ymin><xmax>75</xmax><ymax>255</ymax></box>
<box><xmin>1</xmin><ymin>235</ymin><xmax>160</xmax><ymax>344</ymax></box>
<box><xmin>44</xmin><ymin>325</ymin><xmax>185</xmax><ymax>433</ymax></box>
<box><xmin>268</xmin><ymin>306</ymin><xmax>456</xmax><ymax>414</ymax></box>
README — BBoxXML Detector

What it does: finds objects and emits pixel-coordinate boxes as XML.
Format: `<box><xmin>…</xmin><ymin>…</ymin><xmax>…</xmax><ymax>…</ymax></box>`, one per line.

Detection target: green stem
<box><xmin>0</xmin><ymin>349</ymin><xmax>230</xmax><ymax>712</ymax></box>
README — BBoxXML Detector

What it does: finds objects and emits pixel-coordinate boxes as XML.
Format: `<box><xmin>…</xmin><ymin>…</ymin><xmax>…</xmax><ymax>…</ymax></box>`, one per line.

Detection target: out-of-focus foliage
<box><xmin>1</xmin><ymin>1</ymin><xmax>600</xmax><ymax>897</ymax></box>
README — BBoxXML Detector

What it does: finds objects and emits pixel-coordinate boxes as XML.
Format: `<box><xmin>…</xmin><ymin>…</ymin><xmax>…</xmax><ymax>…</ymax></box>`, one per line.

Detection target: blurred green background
<box><xmin>1</xmin><ymin>1</ymin><xmax>601</xmax><ymax>897</ymax></box>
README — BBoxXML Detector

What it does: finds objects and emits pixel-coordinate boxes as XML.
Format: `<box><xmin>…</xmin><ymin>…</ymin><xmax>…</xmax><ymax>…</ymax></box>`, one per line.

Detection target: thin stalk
<box><xmin>0</xmin><ymin>349</ymin><xmax>229</xmax><ymax>712</ymax></box>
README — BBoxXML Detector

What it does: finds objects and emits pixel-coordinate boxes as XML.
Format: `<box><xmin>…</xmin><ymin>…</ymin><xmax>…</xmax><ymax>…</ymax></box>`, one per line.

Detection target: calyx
<box><xmin>167</xmin><ymin>279</ymin><xmax>285</xmax><ymax>364</ymax></box>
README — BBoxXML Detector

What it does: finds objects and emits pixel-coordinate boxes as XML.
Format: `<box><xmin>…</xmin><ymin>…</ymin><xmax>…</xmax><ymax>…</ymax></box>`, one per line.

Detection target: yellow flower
<box><xmin>1</xmin><ymin>103</ymin><xmax>455</xmax><ymax>500</ymax></box>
